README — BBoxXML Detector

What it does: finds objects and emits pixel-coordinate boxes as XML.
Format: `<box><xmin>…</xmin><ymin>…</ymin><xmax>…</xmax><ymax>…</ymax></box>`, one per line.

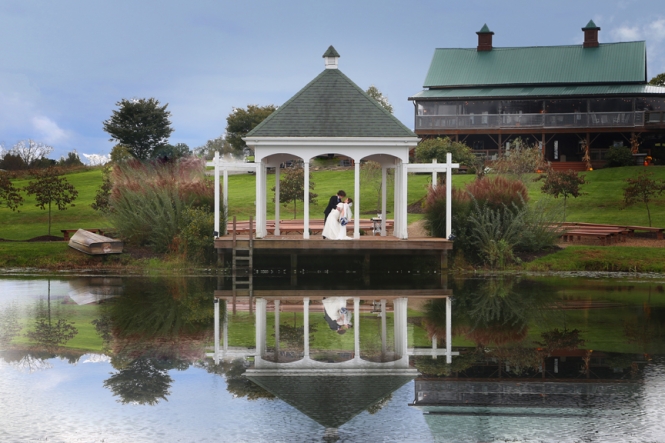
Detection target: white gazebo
<box><xmin>209</xmin><ymin>46</ymin><xmax>458</xmax><ymax>240</ymax></box>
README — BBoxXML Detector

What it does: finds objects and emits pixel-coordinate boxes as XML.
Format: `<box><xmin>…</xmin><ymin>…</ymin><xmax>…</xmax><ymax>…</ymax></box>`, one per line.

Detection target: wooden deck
<box><xmin>215</xmin><ymin>234</ymin><xmax>452</xmax><ymax>253</ymax></box>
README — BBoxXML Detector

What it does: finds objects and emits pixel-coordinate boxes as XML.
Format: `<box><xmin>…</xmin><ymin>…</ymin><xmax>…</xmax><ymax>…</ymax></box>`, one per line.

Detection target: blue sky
<box><xmin>1</xmin><ymin>0</ymin><xmax>664</xmax><ymax>161</ymax></box>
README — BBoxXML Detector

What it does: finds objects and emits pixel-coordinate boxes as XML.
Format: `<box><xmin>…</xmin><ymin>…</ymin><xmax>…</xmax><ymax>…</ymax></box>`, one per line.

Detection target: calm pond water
<box><xmin>1</xmin><ymin>274</ymin><xmax>664</xmax><ymax>443</ymax></box>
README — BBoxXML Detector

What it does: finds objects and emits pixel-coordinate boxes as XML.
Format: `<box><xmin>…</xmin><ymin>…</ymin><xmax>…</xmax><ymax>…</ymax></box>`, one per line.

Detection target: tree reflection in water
<box><xmin>25</xmin><ymin>280</ymin><xmax>78</xmax><ymax>351</ymax></box>
<box><xmin>96</xmin><ymin>278</ymin><xmax>215</xmax><ymax>404</ymax></box>
<box><xmin>421</xmin><ymin>276</ymin><xmax>562</xmax><ymax>377</ymax></box>
<box><xmin>103</xmin><ymin>357</ymin><xmax>174</xmax><ymax>405</ymax></box>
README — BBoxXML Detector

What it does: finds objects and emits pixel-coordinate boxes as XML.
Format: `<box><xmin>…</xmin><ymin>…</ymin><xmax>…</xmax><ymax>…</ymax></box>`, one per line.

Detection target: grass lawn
<box><xmin>0</xmin><ymin>168</ymin><xmax>107</xmax><ymax>240</ymax></box>
<box><xmin>1</xmin><ymin>165</ymin><xmax>665</xmax><ymax>272</ymax></box>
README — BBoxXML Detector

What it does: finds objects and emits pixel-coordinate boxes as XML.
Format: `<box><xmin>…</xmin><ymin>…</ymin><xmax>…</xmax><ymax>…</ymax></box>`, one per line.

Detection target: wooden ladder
<box><xmin>231</xmin><ymin>216</ymin><xmax>253</xmax><ymax>314</ymax></box>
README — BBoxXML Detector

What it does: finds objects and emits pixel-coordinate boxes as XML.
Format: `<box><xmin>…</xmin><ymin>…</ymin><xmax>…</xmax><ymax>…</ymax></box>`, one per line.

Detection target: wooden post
<box><xmin>213</xmin><ymin>298</ymin><xmax>220</xmax><ymax>364</ymax></box>
<box><xmin>354</xmin><ymin>160</ymin><xmax>360</xmax><ymax>239</ymax></box>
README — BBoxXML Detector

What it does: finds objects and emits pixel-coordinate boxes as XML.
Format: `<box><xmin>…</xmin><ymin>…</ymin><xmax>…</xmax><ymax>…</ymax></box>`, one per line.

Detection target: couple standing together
<box><xmin>322</xmin><ymin>190</ymin><xmax>353</xmax><ymax>240</ymax></box>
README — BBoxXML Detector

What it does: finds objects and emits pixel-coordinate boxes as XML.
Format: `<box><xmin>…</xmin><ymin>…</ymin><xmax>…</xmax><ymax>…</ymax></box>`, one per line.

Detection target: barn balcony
<box><xmin>415</xmin><ymin>111</ymin><xmax>652</xmax><ymax>130</ymax></box>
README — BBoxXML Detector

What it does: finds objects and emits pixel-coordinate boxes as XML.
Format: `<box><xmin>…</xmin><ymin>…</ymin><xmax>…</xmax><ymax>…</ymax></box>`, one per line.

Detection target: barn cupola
<box><xmin>323</xmin><ymin>45</ymin><xmax>340</xmax><ymax>69</ymax></box>
<box><xmin>476</xmin><ymin>24</ymin><xmax>494</xmax><ymax>51</ymax></box>
<box><xmin>582</xmin><ymin>20</ymin><xmax>601</xmax><ymax>48</ymax></box>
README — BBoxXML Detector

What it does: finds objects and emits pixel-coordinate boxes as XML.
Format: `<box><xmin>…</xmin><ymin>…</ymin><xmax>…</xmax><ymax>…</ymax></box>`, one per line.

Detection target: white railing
<box><xmin>416</xmin><ymin>112</ymin><xmax>647</xmax><ymax>130</ymax></box>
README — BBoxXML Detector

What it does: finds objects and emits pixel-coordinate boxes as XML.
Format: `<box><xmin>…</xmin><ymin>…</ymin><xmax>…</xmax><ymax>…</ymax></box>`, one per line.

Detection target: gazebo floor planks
<box><xmin>215</xmin><ymin>235</ymin><xmax>452</xmax><ymax>253</ymax></box>
<box><xmin>214</xmin><ymin>290</ymin><xmax>452</xmax><ymax>298</ymax></box>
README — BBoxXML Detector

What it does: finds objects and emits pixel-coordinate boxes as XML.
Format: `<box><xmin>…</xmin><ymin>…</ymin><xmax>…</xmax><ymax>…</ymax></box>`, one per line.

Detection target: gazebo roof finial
<box><xmin>323</xmin><ymin>45</ymin><xmax>340</xmax><ymax>69</ymax></box>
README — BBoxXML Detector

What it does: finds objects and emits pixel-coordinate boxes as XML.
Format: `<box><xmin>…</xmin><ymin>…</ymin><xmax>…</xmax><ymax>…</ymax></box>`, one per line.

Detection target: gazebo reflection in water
<box><xmin>207</xmin><ymin>294</ymin><xmax>456</xmax><ymax>433</ymax></box>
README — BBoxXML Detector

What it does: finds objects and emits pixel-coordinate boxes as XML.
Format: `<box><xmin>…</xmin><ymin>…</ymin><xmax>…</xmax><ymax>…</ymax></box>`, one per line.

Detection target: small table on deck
<box><xmin>371</xmin><ymin>218</ymin><xmax>382</xmax><ymax>236</ymax></box>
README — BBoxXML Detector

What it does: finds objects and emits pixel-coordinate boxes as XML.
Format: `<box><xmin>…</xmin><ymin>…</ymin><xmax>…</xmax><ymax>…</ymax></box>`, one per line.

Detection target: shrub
<box><xmin>467</xmin><ymin>200</ymin><xmax>524</xmax><ymax>269</ymax></box>
<box><xmin>465</xmin><ymin>175</ymin><xmax>529</xmax><ymax>211</ymax></box>
<box><xmin>176</xmin><ymin>207</ymin><xmax>219</xmax><ymax>264</ymax></box>
<box><xmin>606</xmin><ymin>146</ymin><xmax>633</xmax><ymax>167</ymax></box>
<box><xmin>415</xmin><ymin>137</ymin><xmax>476</xmax><ymax>169</ymax></box>
<box><xmin>423</xmin><ymin>176</ymin><xmax>559</xmax><ymax>267</ymax></box>
<box><xmin>108</xmin><ymin>157</ymin><xmax>221</xmax><ymax>254</ymax></box>
<box><xmin>491</xmin><ymin>138</ymin><xmax>547</xmax><ymax>180</ymax></box>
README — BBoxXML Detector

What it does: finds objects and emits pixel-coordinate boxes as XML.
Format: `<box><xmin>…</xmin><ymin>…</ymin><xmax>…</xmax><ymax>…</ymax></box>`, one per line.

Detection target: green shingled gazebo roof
<box><xmin>247</xmin><ymin>61</ymin><xmax>416</xmax><ymax>138</ymax></box>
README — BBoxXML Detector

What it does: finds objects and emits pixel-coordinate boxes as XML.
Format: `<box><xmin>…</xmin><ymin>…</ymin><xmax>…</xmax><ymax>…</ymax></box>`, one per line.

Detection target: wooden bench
<box><xmin>61</xmin><ymin>228</ymin><xmax>105</xmax><ymax>241</ymax></box>
<box><xmin>560</xmin><ymin>230</ymin><xmax>617</xmax><ymax>245</ymax></box>
<box><xmin>226</xmin><ymin>219</ymin><xmax>393</xmax><ymax>236</ymax></box>
<box><xmin>561</xmin><ymin>222</ymin><xmax>664</xmax><ymax>240</ymax></box>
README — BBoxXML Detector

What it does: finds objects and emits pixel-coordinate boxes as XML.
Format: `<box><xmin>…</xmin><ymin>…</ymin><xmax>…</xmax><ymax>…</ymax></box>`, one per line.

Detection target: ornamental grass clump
<box><xmin>423</xmin><ymin>175</ymin><xmax>559</xmax><ymax>268</ymax></box>
<box><xmin>108</xmin><ymin>157</ymin><xmax>222</xmax><ymax>257</ymax></box>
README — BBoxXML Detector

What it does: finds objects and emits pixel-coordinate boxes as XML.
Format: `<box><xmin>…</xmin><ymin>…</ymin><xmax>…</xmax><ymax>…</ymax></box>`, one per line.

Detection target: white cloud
<box><xmin>648</xmin><ymin>19</ymin><xmax>665</xmax><ymax>41</ymax></box>
<box><xmin>614</xmin><ymin>25</ymin><xmax>642</xmax><ymax>41</ymax></box>
<box><xmin>612</xmin><ymin>17</ymin><xmax>665</xmax><ymax>42</ymax></box>
<box><xmin>31</xmin><ymin>116</ymin><xmax>69</xmax><ymax>144</ymax></box>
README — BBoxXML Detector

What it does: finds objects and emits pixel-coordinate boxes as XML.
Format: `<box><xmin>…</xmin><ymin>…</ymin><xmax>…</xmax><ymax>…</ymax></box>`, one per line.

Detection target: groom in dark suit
<box><xmin>324</xmin><ymin>190</ymin><xmax>346</xmax><ymax>222</ymax></box>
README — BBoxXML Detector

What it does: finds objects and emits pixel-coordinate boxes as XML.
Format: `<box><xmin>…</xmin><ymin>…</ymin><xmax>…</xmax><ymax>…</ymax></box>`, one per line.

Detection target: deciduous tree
<box><xmin>194</xmin><ymin>135</ymin><xmax>233</xmax><ymax>159</ymax></box>
<box><xmin>649</xmin><ymin>72</ymin><xmax>665</xmax><ymax>86</ymax></box>
<box><xmin>24</xmin><ymin>167</ymin><xmax>78</xmax><ymax>235</ymax></box>
<box><xmin>537</xmin><ymin>169</ymin><xmax>587</xmax><ymax>221</ymax></box>
<box><xmin>415</xmin><ymin>137</ymin><xmax>476</xmax><ymax>170</ymax></box>
<box><xmin>492</xmin><ymin>137</ymin><xmax>547</xmax><ymax>181</ymax></box>
<box><xmin>225</xmin><ymin>104</ymin><xmax>277</xmax><ymax>157</ymax></box>
<box><xmin>0</xmin><ymin>174</ymin><xmax>24</xmax><ymax>211</ymax></box>
<box><xmin>623</xmin><ymin>171</ymin><xmax>665</xmax><ymax>226</ymax></box>
<box><xmin>272</xmin><ymin>167</ymin><xmax>317</xmax><ymax>219</ymax></box>
<box><xmin>103</xmin><ymin>98</ymin><xmax>174</xmax><ymax>160</ymax></box>
<box><xmin>11</xmin><ymin>139</ymin><xmax>53</xmax><ymax>165</ymax></box>
<box><xmin>366</xmin><ymin>85</ymin><xmax>393</xmax><ymax>114</ymax></box>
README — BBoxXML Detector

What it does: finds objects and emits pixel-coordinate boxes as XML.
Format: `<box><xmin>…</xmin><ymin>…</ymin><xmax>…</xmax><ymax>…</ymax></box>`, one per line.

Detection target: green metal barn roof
<box><xmin>422</xmin><ymin>41</ymin><xmax>647</xmax><ymax>88</ymax></box>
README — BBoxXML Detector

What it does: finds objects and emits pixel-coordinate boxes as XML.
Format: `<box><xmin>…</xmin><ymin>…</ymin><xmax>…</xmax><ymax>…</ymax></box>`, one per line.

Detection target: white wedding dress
<box><xmin>322</xmin><ymin>206</ymin><xmax>343</xmax><ymax>240</ymax></box>
<box><xmin>337</xmin><ymin>202</ymin><xmax>353</xmax><ymax>240</ymax></box>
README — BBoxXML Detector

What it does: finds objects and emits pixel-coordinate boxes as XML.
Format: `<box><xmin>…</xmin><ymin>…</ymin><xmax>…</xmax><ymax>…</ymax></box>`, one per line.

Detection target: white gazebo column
<box><xmin>255</xmin><ymin>160</ymin><xmax>266</xmax><ymax>238</ymax></box>
<box><xmin>303</xmin><ymin>297</ymin><xmax>310</xmax><ymax>358</ymax></box>
<box><xmin>223</xmin><ymin>167</ymin><xmax>228</xmax><ymax>235</ymax></box>
<box><xmin>398</xmin><ymin>162</ymin><xmax>408</xmax><ymax>239</ymax></box>
<box><xmin>394</xmin><ymin>298</ymin><xmax>408</xmax><ymax>364</ymax></box>
<box><xmin>303</xmin><ymin>160</ymin><xmax>310</xmax><ymax>240</ymax></box>
<box><xmin>446</xmin><ymin>295</ymin><xmax>452</xmax><ymax>364</ymax></box>
<box><xmin>381</xmin><ymin>166</ymin><xmax>387</xmax><ymax>236</ymax></box>
<box><xmin>255</xmin><ymin>298</ymin><xmax>267</xmax><ymax>359</ymax></box>
<box><xmin>353</xmin><ymin>160</ymin><xmax>360</xmax><ymax>239</ymax></box>
<box><xmin>393</xmin><ymin>162</ymin><xmax>401</xmax><ymax>238</ymax></box>
<box><xmin>213</xmin><ymin>298</ymin><xmax>220</xmax><ymax>364</ymax></box>
<box><xmin>223</xmin><ymin>300</ymin><xmax>228</xmax><ymax>354</ymax></box>
<box><xmin>380</xmin><ymin>299</ymin><xmax>387</xmax><ymax>355</ymax></box>
<box><xmin>213</xmin><ymin>152</ymin><xmax>221</xmax><ymax>237</ymax></box>
<box><xmin>353</xmin><ymin>297</ymin><xmax>360</xmax><ymax>360</ymax></box>
<box><xmin>446</xmin><ymin>153</ymin><xmax>453</xmax><ymax>240</ymax></box>
<box><xmin>274</xmin><ymin>166</ymin><xmax>281</xmax><ymax>236</ymax></box>
<box><xmin>274</xmin><ymin>300</ymin><xmax>280</xmax><ymax>361</ymax></box>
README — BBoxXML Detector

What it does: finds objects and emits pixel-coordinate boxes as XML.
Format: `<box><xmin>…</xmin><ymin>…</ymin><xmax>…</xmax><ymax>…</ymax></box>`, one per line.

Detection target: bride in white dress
<box><xmin>322</xmin><ymin>202</ymin><xmax>343</xmax><ymax>239</ymax></box>
<box><xmin>336</xmin><ymin>198</ymin><xmax>353</xmax><ymax>240</ymax></box>
<box><xmin>322</xmin><ymin>200</ymin><xmax>354</xmax><ymax>240</ymax></box>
